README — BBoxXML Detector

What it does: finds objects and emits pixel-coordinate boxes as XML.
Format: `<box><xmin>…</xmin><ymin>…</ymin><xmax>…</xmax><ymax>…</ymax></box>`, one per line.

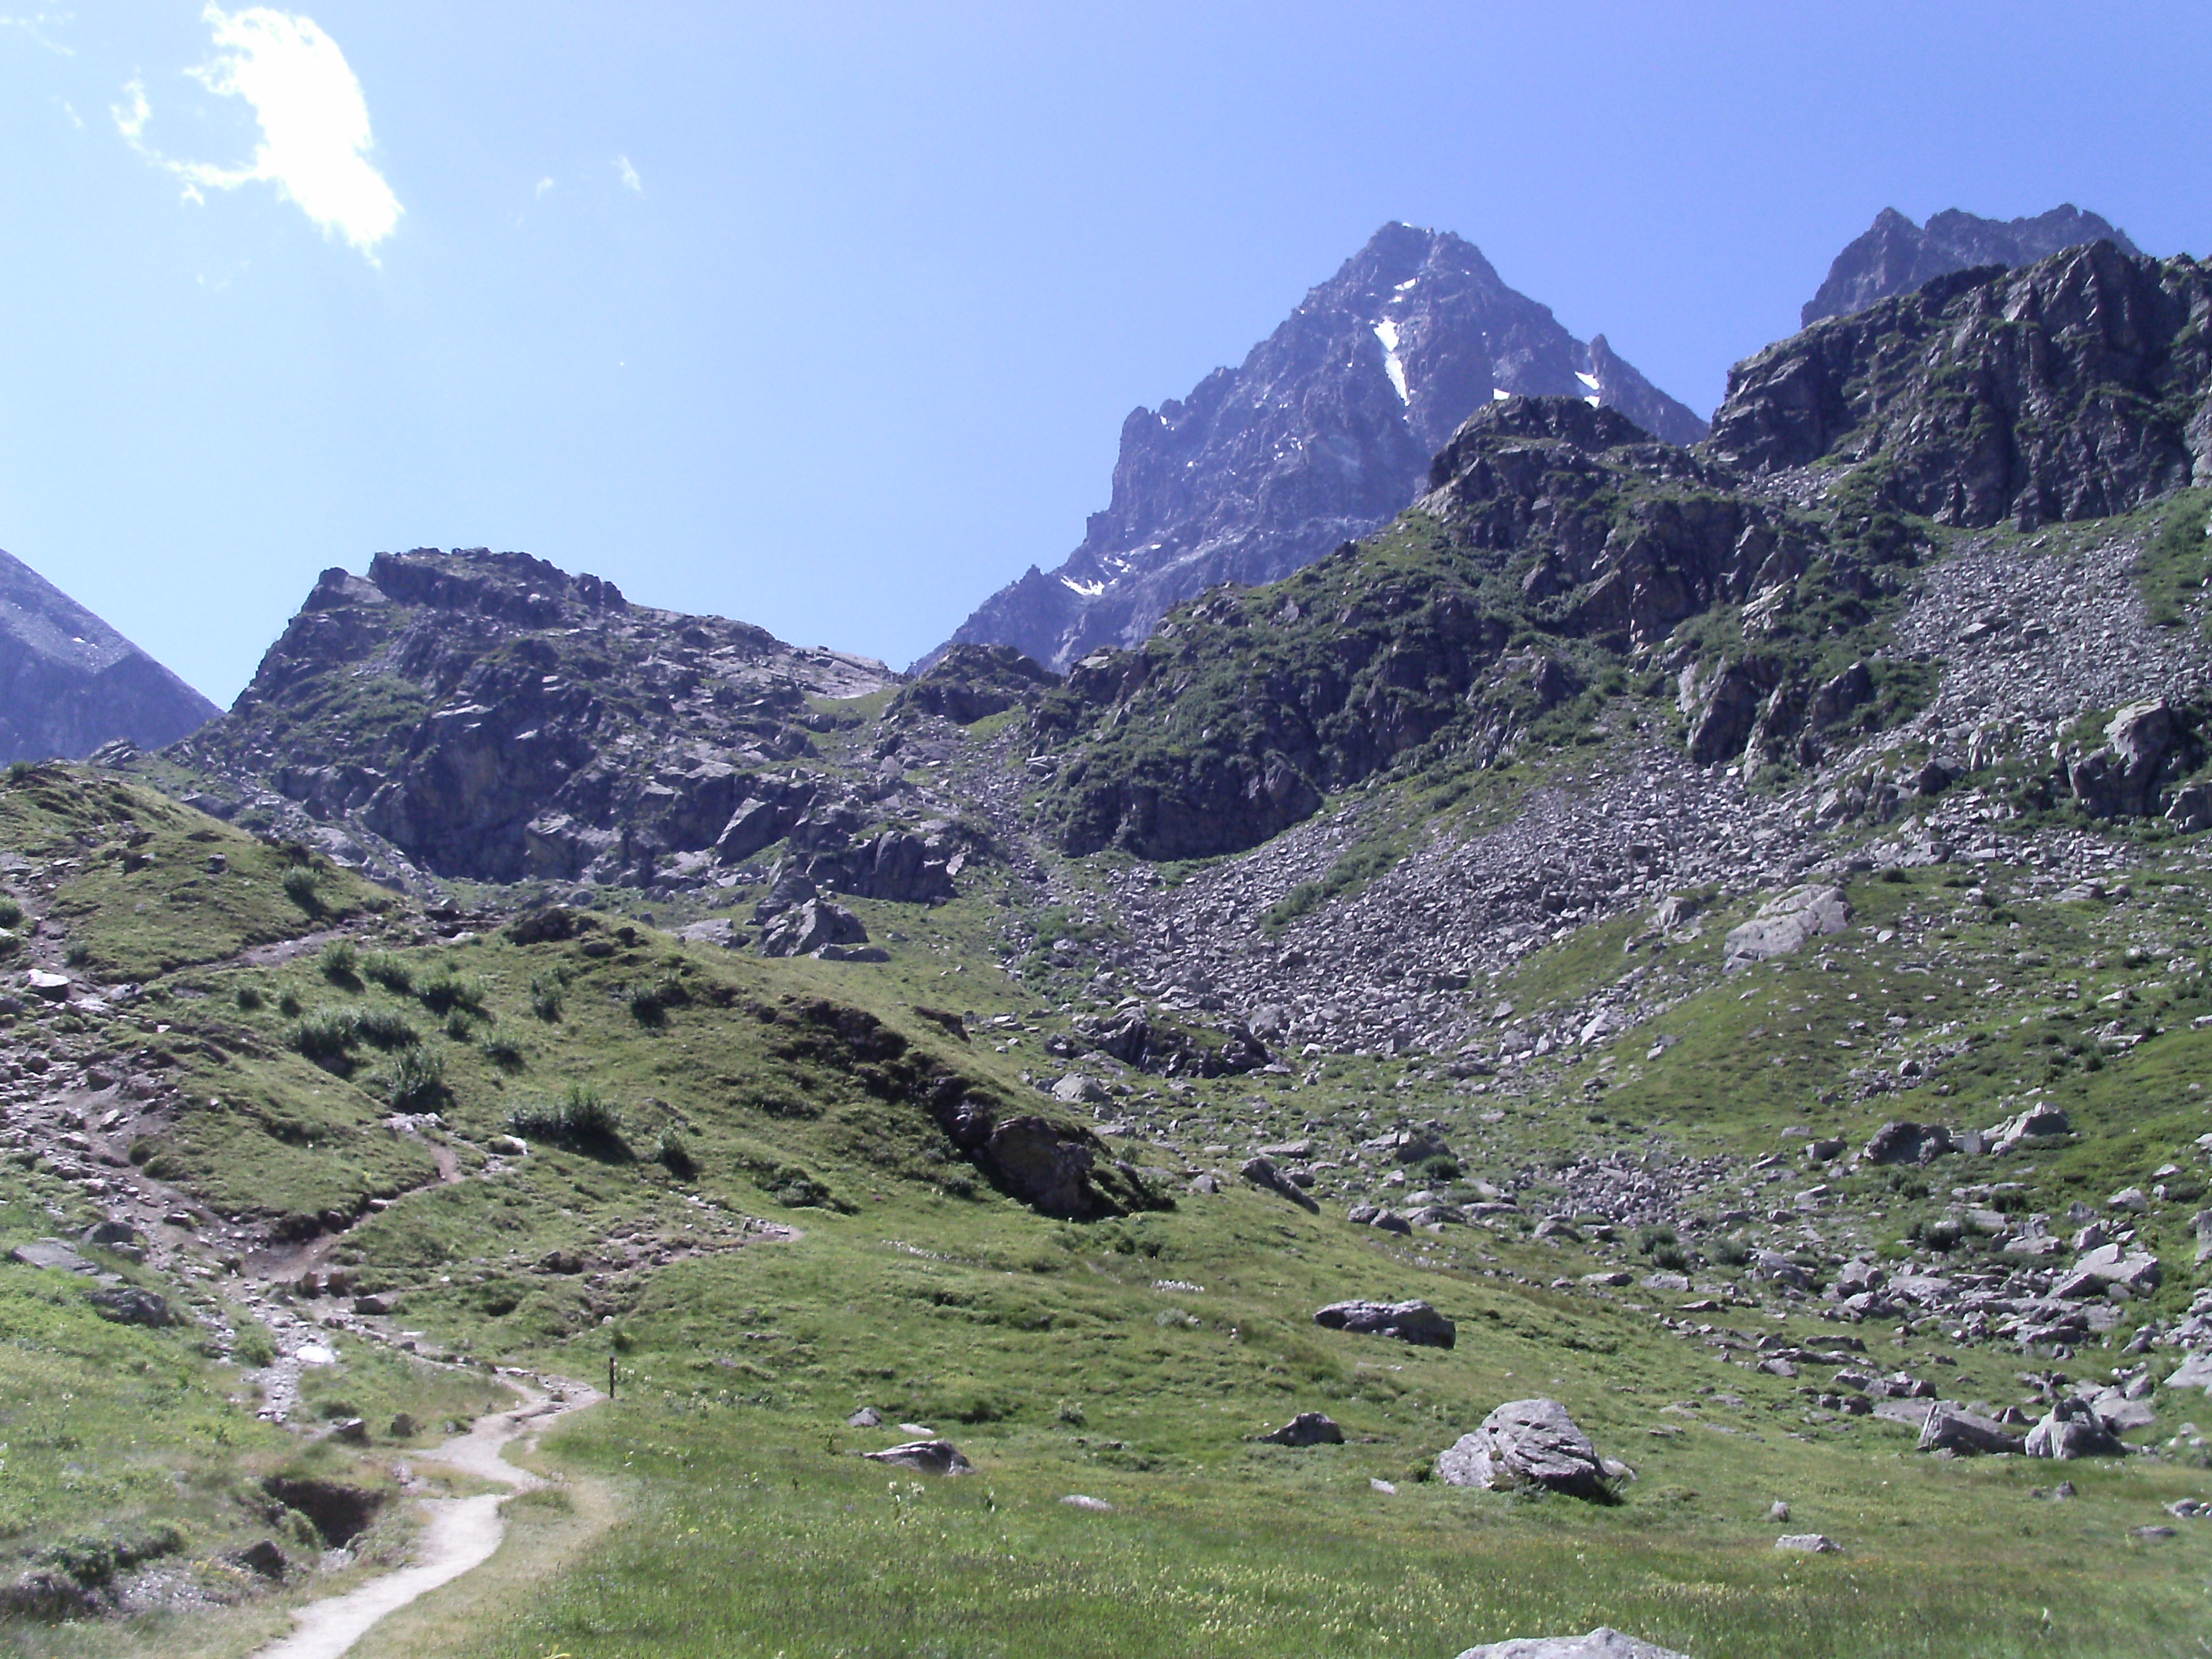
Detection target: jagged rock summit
<box><xmin>932</xmin><ymin>222</ymin><xmax>1707</xmax><ymax>674</ymax></box>
<box><xmin>1802</xmin><ymin>204</ymin><xmax>2140</xmax><ymax>326</ymax></box>
<box><xmin>0</xmin><ymin>549</ymin><xmax>219</xmax><ymax>764</ymax></box>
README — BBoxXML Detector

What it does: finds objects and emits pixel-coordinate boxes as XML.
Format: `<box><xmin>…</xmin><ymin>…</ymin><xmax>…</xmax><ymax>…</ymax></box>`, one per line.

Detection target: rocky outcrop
<box><xmin>1714</xmin><ymin>242</ymin><xmax>2212</xmax><ymax>529</ymax></box>
<box><xmin>0</xmin><ymin>549</ymin><xmax>219</xmax><ymax>763</ymax></box>
<box><xmin>934</xmin><ymin>222</ymin><xmax>1706</xmax><ymax>674</ymax></box>
<box><xmin>165</xmin><ymin>549</ymin><xmax>909</xmax><ymax>893</ymax></box>
<box><xmin>1723</xmin><ymin>885</ymin><xmax>1850</xmax><ymax>970</ymax></box>
<box><xmin>1802</xmin><ymin>204</ymin><xmax>2140</xmax><ymax>326</ymax></box>
<box><xmin>892</xmin><ymin>644</ymin><xmax>1057</xmax><ymax>724</ymax></box>
<box><xmin>1031</xmin><ymin>396</ymin><xmax>1889</xmax><ymax>859</ymax></box>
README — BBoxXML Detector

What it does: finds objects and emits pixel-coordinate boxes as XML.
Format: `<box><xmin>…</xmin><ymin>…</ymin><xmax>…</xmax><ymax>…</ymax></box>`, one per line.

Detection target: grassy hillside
<box><xmin>2</xmin><ymin>766</ymin><xmax>2208</xmax><ymax>1656</ymax></box>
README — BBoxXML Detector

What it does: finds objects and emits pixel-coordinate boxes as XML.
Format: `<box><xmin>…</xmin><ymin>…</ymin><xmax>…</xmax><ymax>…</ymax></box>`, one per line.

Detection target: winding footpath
<box><xmin>247</xmin><ymin>1373</ymin><xmax>599</xmax><ymax>1659</ymax></box>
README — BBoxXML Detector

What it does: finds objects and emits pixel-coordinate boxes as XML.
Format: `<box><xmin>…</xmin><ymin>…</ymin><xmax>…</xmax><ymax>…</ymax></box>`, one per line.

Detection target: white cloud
<box><xmin>115</xmin><ymin>5</ymin><xmax>400</xmax><ymax>261</ymax></box>
<box><xmin>535</xmin><ymin>175</ymin><xmax>554</xmax><ymax>199</ymax></box>
<box><xmin>617</xmin><ymin>153</ymin><xmax>641</xmax><ymax>193</ymax></box>
<box><xmin>0</xmin><ymin>9</ymin><xmax>76</xmax><ymax>57</ymax></box>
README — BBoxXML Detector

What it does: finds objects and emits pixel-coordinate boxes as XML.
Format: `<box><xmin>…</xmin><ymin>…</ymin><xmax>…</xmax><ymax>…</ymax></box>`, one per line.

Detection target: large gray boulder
<box><xmin>1254</xmin><ymin>1410</ymin><xmax>1344</xmax><ymax>1447</ymax></box>
<box><xmin>1917</xmin><ymin>1402</ymin><xmax>2024</xmax><ymax>1456</ymax></box>
<box><xmin>758</xmin><ymin>895</ymin><xmax>870</xmax><ymax>958</ymax></box>
<box><xmin>2053</xmin><ymin>1243</ymin><xmax>2163</xmax><ymax>1299</ymax></box>
<box><xmin>1437</xmin><ymin>1398</ymin><xmax>1613</xmax><ymax>1500</ymax></box>
<box><xmin>1455</xmin><ymin>1631</ymin><xmax>1689</xmax><ymax>1659</ymax></box>
<box><xmin>1724</xmin><ymin>885</ymin><xmax>1849</xmax><ymax>970</ymax></box>
<box><xmin>2025</xmin><ymin>1397</ymin><xmax>2124</xmax><ymax>1459</ymax></box>
<box><xmin>860</xmin><ymin>1439</ymin><xmax>973</xmax><ymax>1475</ymax></box>
<box><xmin>1313</xmin><ymin>1299</ymin><xmax>1455</xmax><ymax>1348</ymax></box>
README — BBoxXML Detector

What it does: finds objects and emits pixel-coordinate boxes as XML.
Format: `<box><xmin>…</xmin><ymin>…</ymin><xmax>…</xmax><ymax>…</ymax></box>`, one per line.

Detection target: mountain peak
<box><xmin>928</xmin><ymin>226</ymin><xmax>1705</xmax><ymax>674</ymax></box>
<box><xmin>0</xmin><ymin>550</ymin><xmax>219</xmax><ymax>763</ymax></box>
<box><xmin>1802</xmin><ymin>203</ymin><xmax>2142</xmax><ymax>326</ymax></box>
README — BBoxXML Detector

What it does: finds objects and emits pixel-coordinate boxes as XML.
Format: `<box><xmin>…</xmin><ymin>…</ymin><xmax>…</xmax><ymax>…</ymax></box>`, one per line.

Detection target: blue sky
<box><xmin>1</xmin><ymin>2</ymin><xmax>2206</xmax><ymax>704</ymax></box>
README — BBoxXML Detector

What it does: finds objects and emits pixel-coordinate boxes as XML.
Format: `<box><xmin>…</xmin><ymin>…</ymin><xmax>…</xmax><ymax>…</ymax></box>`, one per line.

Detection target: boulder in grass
<box><xmin>860</xmin><ymin>1439</ymin><xmax>973</xmax><ymax>1475</ymax></box>
<box><xmin>1254</xmin><ymin>1410</ymin><xmax>1344</xmax><ymax>1447</ymax></box>
<box><xmin>2025</xmin><ymin>1398</ymin><xmax>2125</xmax><ymax>1459</ymax></box>
<box><xmin>1454</xmin><ymin>1627</ymin><xmax>1690</xmax><ymax>1658</ymax></box>
<box><xmin>2161</xmin><ymin>1350</ymin><xmax>2212</xmax><ymax>1395</ymax></box>
<box><xmin>1916</xmin><ymin>1402</ymin><xmax>2023</xmax><ymax>1457</ymax></box>
<box><xmin>1775</xmin><ymin>1533</ymin><xmax>1842</xmax><ymax>1553</ymax></box>
<box><xmin>1437</xmin><ymin>1398</ymin><xmax>1613</xmax><ymax>1502</ymax></box>
<box><xmin>1313</xmin><ymin>1299</ymin><xmax>1455</xmax><ymax>1348</ymax></box>
<box><xmin>87</xmin><ymin>1286</ymin><xmax>173</xmax><ymax>1327</ymax></box>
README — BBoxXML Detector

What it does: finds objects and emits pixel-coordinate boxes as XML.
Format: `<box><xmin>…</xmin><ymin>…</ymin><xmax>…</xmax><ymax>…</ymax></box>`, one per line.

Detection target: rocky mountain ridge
<box><xmin>1801</xmin><ymin>204</ymin><xmax>2140</xmax><ymax>326</ymax></box>
<box><xmin>151</xmin><ymin>548</ymin><xmax>942</xmax><ymax>901</ymax></box>
<box><xmin>0</xmin><ymin>549</ymin><xmax>220</xmax><ymax>765</ymax></box>
<box><xmin>933</xmin><ymin>222</ymin><xmax>1707</xmax><ymax>675</ymax></box>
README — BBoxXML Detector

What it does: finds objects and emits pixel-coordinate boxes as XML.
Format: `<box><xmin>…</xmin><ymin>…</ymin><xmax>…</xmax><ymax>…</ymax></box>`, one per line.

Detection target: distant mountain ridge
<box><xmin>930</xmin><ymin>222</ymin><xmax>1707</xmax><ymax>674</ymax></box>
<box><xmin>0</xmin><ymin>549</ymin><xmax>219</xmax><ymax>764</ymax></box>
<box><xmin>1801</xmin><ymin>204</ymin><xmax>2140</xmax><ymax>326</ymax></box>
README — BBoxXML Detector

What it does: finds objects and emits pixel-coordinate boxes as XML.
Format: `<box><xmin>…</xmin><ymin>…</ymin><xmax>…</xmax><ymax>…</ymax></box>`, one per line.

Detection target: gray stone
<box><xmin>1453</xmin><ymin>1631</ymin><xmax>1689</xmax><ymax>1659</ymax></box>
<box><xmin>1436</xmin><ymin>1398</ymin><xmax>1612</xmax><ymax>1501</ymax></box>
<box><xmin>1254</xmin><ymin>1410</ymin><xmax>1344</xmax><ymax>1447</ymax></box>
<box><xmin>1774</xmin><ymin>1533</ymin><xmax>1842</xmax><ymax>1553</ymax></box>
<box><xmin>1059</xmin><ymin>1493</ymin><xmax>1113</xmax><ymax>1511</ymax></box>
<box><xmin>1917</xmin><ymin>1402</ymin><xmax>2024</xmax><ymax>1456</ymax></box>
<box><xmin>1724</xmin><ymin>885</ymin><xmax>1849</xmax><ymax>970</ymax></box>
<box><xmin>860</xmin><ymin>1439</ymin><xmax>973</xmax><ymax>1475</ymax></box>
<box><xmin>2162</xmin><ymin>1350</ymin><xmax>2212</xmax><ymax>1394</ymax></box>
<box><xmin>847</xmin><ymin>1406</ymin><xmax>883</xmax><ymax>1427</ymax></box>
<box><xmin>9</xmin><ymin>1238</ymin><xmax>94</xmax><ymax>1273</ymax></box>
<box><xmin>225</xmin><ymin>1539</ymin><xmax>289</xmax><ymax>1581</ymax></box>
<box><xmin>1050</xmin><ymin>1073</ymin><xmax>1111</xmax><ymax>1107</ymax></box>
<box><xmin>2026</xmin><ymin>1404</ymin><xmax>2122</xmax><ymax>1459</ymax></box>
<box><xmin>1313</xmin><ymin>1299</ymin><xmax>1455</xmax><ymax>1348</ymax></box>
<box><xmin>86</xmin><ymin>1286</ymin><xmax>173</xmax><ymax>1327</ymax></box>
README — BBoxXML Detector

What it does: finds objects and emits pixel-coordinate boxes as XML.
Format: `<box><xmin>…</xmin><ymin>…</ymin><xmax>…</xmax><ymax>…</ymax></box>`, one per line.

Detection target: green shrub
<box><xmin>353</xmin><ymin>1006</ymin><xmax>419</xmax><ymax>1049</ymax></box>
<box><xmin>278</xmin><ymin>989</ymin><xmax>303</xmax><ymax>1017</ymax></box>
<box><xmin>387</xmin><ymin>1046</ymin><xmax>445</xmax><ymax>1112</ymax></box>
<box><xmin>529</xmin><ymin>975</ymin><xmax>563</xmax><ymax>1023</ymax></box>
<box><xmin>290</xmin><ymin>1009</ymin><xmax>359</xmax><ymax>1070</ymax></box>
<box><xmin>235</xmin><ymin>984</ymin><xmax>265</xmax><ymax>1012</ymax></box>
<box><xmin>418</xmin><ymin>969</ymin><xmax>486</xmax><ymax>1015</ymax></box>
<box><xmin>0</xmin><ymin>895</ymin><xmax>22</xmax><ymax>929</ymax></box>
<box><xmin>281</xmin><ymin>866</ymin><xmax>325</xmax><ymax>916</ymax></box>
<box><xmin>654</xmin><ymin>1126</ymin><xmax>697</xmax><ymax>1178</ymax></box>
<box><xmin>625</xmin><ymin>972</ymin><xmax>690</xmax><ymax>1028</ymax></box>
<box><xmin>481</xmin><ymin>1025</ymin><xmax>526</xmax><ymax>1070</ymax></box>
<box><xmin>444</xmin><ymin>1009</ymin><xmax>475</xmax><ymax>1041</ymax></box>
<box><xmin>360</xmin><ymin>951</ymin><xmax>414</xmax><ymax>993</ymax></box>
<box><xmin>509</xmin><ymin>1084</ymin><xmax>625</xmax><ymax>1152</ymax></box>
<box><xmin>1711</xmin><ymin>1234</ymin><xmax>1752</xmax><ymax>1268</ymax></box>
<box><xmin>319</xmin><ymin>939</ymin><xmax>359</xmax><ymax>983</ymax></box>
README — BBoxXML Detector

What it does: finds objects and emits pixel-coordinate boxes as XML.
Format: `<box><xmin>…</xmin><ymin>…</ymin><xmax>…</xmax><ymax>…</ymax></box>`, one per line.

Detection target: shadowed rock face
<box><xmin>0</xmin><ymin>550</ymin><xmax>219</xmax><ymax>764</ymax></box>
<box><xmin>933</xmin><ymin>222</ymin><xmax>1706</xmax><ymax>674</ymax></box>
<box><xmin>1802</xmin><ymin>204</ymin><xmax>2140</xmax><ymax>327</ymax></box>
<box><xmin>1714</xmin><ymin>243</ymin><xmax>2212</xmax><ymax>529</ymax></box>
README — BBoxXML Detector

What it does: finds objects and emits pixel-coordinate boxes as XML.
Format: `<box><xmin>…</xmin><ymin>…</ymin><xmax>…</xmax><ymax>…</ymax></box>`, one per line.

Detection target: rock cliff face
<box><xmin>933</xmin><ymin>223</ymin><xmax>1707</xmax><ymax>674</ymax></box>
<box><xmin>1716</xmin><ymin>242</ymin><xmax>2212</xmax><ymax>528</ymax></box>
<box><xmin>0</xmin><ymin>550</ymin><xmax>219</xmax><ymax>763</ymax></box>
<box><xmin>170</xmin><ymin>549</ymin><xmax>922</xmax><ymax>892</ymax></box>
<box><xmin>1801</xmin><ymin>205</ymin><xmax>2140</xmax><ymax>326</ymax></box>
